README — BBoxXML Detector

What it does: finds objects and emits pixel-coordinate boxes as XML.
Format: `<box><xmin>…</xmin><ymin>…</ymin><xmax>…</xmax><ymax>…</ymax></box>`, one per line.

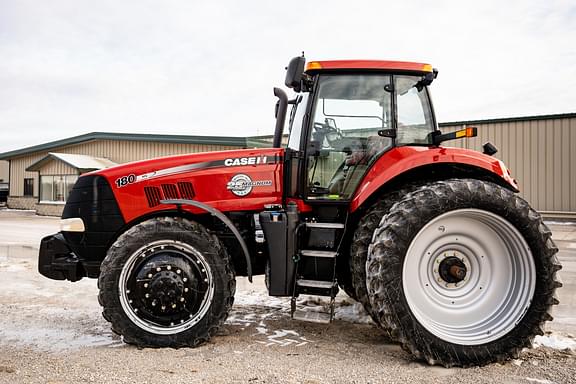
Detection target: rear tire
<box><xmin>350</xmin><ymin>186</ymin><xmax>419</xmax><ymax>321</ymax></box>
<box><xmin>98</xmin><ymin>216</ymin><xmax>235</xmax><ymax>348</ymax></box>
<box><xmin>366</xmin><ymin>179</ymin><xmax>561</xmax><ymax>367</ymax></box>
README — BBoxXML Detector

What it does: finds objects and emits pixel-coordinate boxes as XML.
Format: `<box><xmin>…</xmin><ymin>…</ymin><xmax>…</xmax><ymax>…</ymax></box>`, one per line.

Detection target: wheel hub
<box><xmin>431</xmin><ymin>251</ymin><xmax>472</xmax><ymax>289</ymax></box>
<box><xmin>438</xmin><ymin>255</ymin><xmax>467</xmax><ymax>284</ymax></box>
<box><xmin>144</xmin><ymin>268</ymin><xmax>190</xmax><ymax>315</ymax></box>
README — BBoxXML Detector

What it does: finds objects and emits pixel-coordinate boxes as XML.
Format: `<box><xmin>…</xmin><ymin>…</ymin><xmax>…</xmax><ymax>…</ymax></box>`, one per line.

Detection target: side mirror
<box><xmin>482</xmin><ymin>142</ymin><xmax>498</xmax><ymax>156</ymax></box>
<box><xmin>415</xmin><ymin>68</ymin><xmax>439</xmax><ymax>91</ymax></box>
<box><xmin>285</xmin><ymin>56</ymin><xmax>306</xmax><ymax>92</ymax></box>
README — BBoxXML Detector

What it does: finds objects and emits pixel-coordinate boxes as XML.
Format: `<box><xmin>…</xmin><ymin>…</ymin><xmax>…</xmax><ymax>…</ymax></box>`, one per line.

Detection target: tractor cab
<box><xmin>274</xmin><ymin>57</ymin><xmax>440</xmax><ymax>206</ymax></box>
<box><xmin>261</xmin><ymin>56</ymin><xmax>443</xmax><ymax>321</ymax></box>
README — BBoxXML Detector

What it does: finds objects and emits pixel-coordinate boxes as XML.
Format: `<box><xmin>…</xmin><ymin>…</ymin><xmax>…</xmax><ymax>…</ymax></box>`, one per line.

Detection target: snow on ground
<box><xmin>0</xmin><ymin>251</ymin><xmax>575</xmax><ymax>354</ymax></box>
<box><xmin>545</xmin><ymin>220</ymin><xmax>576</xmax><ymax>226</ymax></box>
<box><xmin>533</xmin><ymin>334</ymin><xmax>576</xmax><ymax>351</ymax></box>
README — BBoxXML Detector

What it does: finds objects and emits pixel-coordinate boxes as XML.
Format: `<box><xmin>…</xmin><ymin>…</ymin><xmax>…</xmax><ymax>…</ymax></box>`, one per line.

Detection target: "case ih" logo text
<box><xmin>224</xmin><ymin>156</ymin><xmax>268</xmax><ymax>167</ymax></box>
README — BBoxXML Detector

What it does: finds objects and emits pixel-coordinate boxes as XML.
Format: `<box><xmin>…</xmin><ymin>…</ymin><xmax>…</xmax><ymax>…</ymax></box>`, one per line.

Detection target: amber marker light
<box><xmin>455</xmin><ymin>127</ymin><xmax>477</xmax><ymax>138</ymax></box>
<box><xmin>305</xmin><ymin>61</ymin><xmax>323</xmax><ymax>71</ymax></box>
<box><xmin>422</xmin><ymin>64</ymin><xmax>433</xmax><ymax>72</ymax></box>
<box><xmin>465</xmin><ymin>127</ymin><xmax>478</xmax><ymax>137</ymax></box>
<box><xmin>433</xmin><ymin>127</ymin><xmax>477</xmax><ymax>144</ymax></box>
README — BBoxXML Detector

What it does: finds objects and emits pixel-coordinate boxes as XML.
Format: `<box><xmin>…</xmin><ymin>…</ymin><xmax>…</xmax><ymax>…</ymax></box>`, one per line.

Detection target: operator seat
<box><xmin>328</xmin><ymin>135</ymin><xmax>389</xmax><ymax>197</ymax></box>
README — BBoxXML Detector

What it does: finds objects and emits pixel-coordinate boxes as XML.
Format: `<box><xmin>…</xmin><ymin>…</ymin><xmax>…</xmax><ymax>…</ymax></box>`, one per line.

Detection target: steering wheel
<box><xmin>313</xmin><ymin>118</ymin><xmax>343</xmax><ymax>145</ymax></box>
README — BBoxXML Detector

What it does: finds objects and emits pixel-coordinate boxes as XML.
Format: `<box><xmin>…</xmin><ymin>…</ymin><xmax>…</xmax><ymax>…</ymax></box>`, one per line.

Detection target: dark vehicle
<box><xmin>0</xmin><ymin>183</ymin><xmax>8</xmax><ymax>204</ymax></box>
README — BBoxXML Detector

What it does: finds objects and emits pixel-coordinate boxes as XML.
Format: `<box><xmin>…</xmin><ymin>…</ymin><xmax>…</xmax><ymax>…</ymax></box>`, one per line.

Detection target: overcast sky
<box><xmin>0</xmin><ymin>0</ymin><xmax>574</xmax><ymax>153</ymax></box>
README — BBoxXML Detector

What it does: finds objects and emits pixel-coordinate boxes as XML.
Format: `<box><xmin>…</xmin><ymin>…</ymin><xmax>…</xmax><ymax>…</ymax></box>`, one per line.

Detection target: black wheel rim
<box><xmin>119</xmin><ymin>240</ymin><xmax>214</xmax><ymax>334</ymax></box>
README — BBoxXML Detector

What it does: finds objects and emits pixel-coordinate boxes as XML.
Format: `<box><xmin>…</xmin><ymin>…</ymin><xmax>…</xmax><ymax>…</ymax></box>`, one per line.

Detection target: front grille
<box><xmin>61</xmin><ymin>175</ymin><xmax>125</xmax><ymax>266</ymax></box>
<box><xmin>144</xmin><ymin>186</ymin><xmax>162</xmax><ymax>207</ymax></box>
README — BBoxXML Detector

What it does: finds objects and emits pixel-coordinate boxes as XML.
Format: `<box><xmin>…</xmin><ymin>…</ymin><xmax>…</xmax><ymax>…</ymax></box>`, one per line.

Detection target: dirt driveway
<box><xmin>0</xmin><ymin>213</ymin><xmax>575</xmax><ymax>383</ymax></box>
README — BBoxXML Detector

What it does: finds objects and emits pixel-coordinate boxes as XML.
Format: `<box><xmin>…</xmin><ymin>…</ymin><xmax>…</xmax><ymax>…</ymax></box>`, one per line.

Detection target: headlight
<box><xmin>60</xmin><ymin>218</ymin><xmax>85</xmax><ymax>232</ymax></box>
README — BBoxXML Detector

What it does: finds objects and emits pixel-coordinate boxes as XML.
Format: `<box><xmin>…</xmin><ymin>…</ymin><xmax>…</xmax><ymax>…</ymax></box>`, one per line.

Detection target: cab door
<box><xmin>303</xmin><ymin>74</ymin><xmax>394</xmax><ymax>201</ymax></box>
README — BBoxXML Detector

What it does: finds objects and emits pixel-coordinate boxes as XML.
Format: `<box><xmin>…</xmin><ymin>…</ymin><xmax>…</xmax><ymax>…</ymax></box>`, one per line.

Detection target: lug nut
<box><xmin>144</xmin><ymin>283</ymin><xmax>148</xmax><ymax>288</ymax></box>
<box><xmin>145</xmin><ymin>293</ymin><xmax>150</xmax><ymax>298</ymax></box>
<box><xmin>176</xmin><ymin>269</ymin><xmax>181</xmax><ymax>274</ymax></box>
<box><xmin>184</xmin><ymin>288</ymin><xmax>189</xmax><ymax>293</ymax></box>
<box><xmin>172</xmin><ymin>304</ymin><xmax>177</xmax><ymax>309</ymax></box>
<box><xmin>167</xmin><ymin>266</ymin><xmax>172</xmax><ymax>271</ymax></box>
<box><xmin>162</xmin><ymin>305</ymin><xmax>166</xmax><ymax>310</ymax></box>
<box><xmin>148</xmin><ymin>273</ymin><xmax>153</xmax><ymax>278</ymax></box>
<box><xmin>156</xmin><ymin>267</ymin><xmax>161</xmax><ymax>272</ymax></box>
<box><xmin>180</xmin><ymin>297</ymin><xmax>185</xmax><ymax>302</ymax></box>
<box><xmin>126</xmin><ymin>290</ymin><xmax>131</xmax><ymax>294</ymax></box>
<box><xmin>183</xmin><ymin>278</ymin><xmax>188</xmax><ymax>282</ymax></box>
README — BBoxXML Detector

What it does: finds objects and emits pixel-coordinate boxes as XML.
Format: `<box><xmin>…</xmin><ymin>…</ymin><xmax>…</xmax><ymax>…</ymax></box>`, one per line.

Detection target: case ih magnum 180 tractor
<box><xmin>39</xmin><ymin>56</ymin><xmax>561</xmax><ymax>367</ymax></box>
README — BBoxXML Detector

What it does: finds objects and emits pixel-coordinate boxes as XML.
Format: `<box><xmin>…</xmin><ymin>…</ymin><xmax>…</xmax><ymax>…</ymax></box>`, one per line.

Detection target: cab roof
<box><xmin>305</xmin><ymin>60</ymin><xmax>433</xmax><ymax>74</ymax></box>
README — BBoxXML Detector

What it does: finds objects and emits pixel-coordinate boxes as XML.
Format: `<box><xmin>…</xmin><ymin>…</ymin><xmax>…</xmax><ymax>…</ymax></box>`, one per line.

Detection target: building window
<box><xmin>24</xmin><ymin>178</ymin><xmax>34</xmax><ymax>196</ymax></box>
<box><xmin>39</xmin><ymin>175</ymin><xmax>78</xmax><ymax>203</ymax></box>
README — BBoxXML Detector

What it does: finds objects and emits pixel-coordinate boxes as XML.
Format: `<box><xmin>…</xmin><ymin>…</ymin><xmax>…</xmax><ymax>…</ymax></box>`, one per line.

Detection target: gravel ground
<box><xmin>0</xmin><ymin>214</ymin><xmax>575</xmax><ymax>383</ymax></box>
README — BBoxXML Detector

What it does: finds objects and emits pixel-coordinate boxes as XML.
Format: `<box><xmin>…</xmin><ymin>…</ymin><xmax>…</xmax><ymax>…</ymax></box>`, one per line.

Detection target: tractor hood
<box><xmin>84</xmin><ymin>147</ymin><xmax>284</xmax><ymax>223</ymax></box>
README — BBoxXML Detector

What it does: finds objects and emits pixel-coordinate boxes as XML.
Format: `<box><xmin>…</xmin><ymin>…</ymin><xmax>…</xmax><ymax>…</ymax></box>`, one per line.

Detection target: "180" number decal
<box><xmin>115</xmin><ymin>174</ymin><xmax>136</xmax><ymax>188</ymax></box>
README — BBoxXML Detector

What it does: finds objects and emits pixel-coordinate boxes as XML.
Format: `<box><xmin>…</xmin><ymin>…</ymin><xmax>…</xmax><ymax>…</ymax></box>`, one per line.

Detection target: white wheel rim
<box><xmin>402</xmin><ymin>209</ymin><xmax>535</xmax><ymax>345</ymax></box>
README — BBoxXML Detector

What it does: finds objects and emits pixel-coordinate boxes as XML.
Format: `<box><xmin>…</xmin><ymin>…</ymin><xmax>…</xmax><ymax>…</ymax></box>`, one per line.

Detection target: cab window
<box><xmin>395</xmin><ymin>75</ymin><xmax>435</xmax><ymax>145</ymax></box>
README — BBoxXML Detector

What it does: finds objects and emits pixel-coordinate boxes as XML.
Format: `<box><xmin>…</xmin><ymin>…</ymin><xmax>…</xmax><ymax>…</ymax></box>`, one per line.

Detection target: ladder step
<box><xmin>292</xmin><ymin>310</ymin><xmax>331</xmax><ymax>324</ymax></box>
<box><xmin>297</xmin><ymin>279</ymin><xmax>335</xmax><ymax>289</ymax></box>
<box><xmin>300</xmin><ymin>250</ymin><xmax>337</xmax><ymax>258</ymax></box>
<box><xmin>306</xmin><ymin>222</ymin><xmax>345</xmax><ymax>229</ymax></box>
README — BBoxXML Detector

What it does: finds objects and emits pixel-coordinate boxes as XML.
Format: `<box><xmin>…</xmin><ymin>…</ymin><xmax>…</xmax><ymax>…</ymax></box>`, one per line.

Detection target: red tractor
<box><xmin>39</xmin><ymin>55</ymin><xmax>561</xmax><ymax>367</ymax></box>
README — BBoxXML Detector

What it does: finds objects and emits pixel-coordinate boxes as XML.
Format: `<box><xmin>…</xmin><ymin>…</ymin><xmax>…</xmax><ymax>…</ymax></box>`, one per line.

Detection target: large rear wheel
<box><xmin>98</xmin><ymin>216</ymin><xmax>235</xmax><ymax>348</ymax></box>
<box><xmin>366</xmin><ymin>179</ymin><xmax>561</xmax><ymax>366</ymax></box>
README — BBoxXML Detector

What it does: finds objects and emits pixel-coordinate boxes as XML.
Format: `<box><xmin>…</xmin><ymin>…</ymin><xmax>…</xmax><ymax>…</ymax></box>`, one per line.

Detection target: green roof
<box><xmin>0</xmin><ymin>132</ymin><xmax>268</xmax><ymax>160</ymax></box>
<box><xmin>439</xmin><ymin>112</ymin><xmax>576</xmax><ymax>127</ymax></box>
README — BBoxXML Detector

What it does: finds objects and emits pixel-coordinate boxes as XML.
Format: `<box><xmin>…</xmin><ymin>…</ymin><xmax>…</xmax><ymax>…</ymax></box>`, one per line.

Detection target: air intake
<box><xmin>177</xmin><ymin>182</ymin><xmax>195</xmax><ymax>200</ymax></box>
<box><xmin>144</xmin><ymin>186</ymin><xmax>162</xmax><ymax>207</ymax></box>
<box><xmin>161</xmin><ymin>184</ymin><xmax>179</xmax><ymax>199</ymax></box>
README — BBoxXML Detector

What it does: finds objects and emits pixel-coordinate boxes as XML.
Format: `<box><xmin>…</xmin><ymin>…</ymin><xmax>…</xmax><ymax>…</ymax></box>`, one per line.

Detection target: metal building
<box><xmin>440</xmin><ymin>113</ymin><xmax>576</xmax><ymax>218</ymax></box>
<box><xmin>0</xmin><ymin>112</ymin><xmax>574</xmax><ymax>217</ymax></box>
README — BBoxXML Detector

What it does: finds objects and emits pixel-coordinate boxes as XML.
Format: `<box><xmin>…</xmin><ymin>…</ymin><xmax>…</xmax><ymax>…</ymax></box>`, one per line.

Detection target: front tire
<box><xmin>98</xmin><ymin>216</ymin><xmax>235</xmax><ymax>348</ymax></box>
<box><xmin>366</xmin><ymin>179</ymin><xmax>561</xmax><ymax>367</ymax></box>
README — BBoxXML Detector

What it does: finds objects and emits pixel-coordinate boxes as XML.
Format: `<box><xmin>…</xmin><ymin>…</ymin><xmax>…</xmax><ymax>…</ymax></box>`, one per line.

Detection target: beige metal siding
<box><xmin>8</xmin><ymin>140</ymin><xmax>241</xmax><ymax>197</ymax></box>
<box><xmin>9</xmin><ymin>153</ymin><xmax>46</xmax><ymax>196</ymax></box>
<box><xmin>0</xmin><ymin>160</ymin><xmax>8</xmax><ymax>182</ymax></box>
<box><xmin>439</xmin><ymin>116</ymin><xmax>576</xmax><ymax>214</ymax></box>
<box><xmin>39</xmin><ymin>161</ymin><xmax>77</xmax><ymax>176</ymax></box>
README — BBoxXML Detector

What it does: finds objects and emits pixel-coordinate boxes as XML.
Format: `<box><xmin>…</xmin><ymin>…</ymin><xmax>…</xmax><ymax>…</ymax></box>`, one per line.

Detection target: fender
<box><xmin>350</xmin><ymin>146</ymin><xmax>518</xmax><ymax>212</ymax></box>
<box><xmin>161</xmin><ymin>198</ymin><xmax>253</xmax><ymax>282</ymax></box>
